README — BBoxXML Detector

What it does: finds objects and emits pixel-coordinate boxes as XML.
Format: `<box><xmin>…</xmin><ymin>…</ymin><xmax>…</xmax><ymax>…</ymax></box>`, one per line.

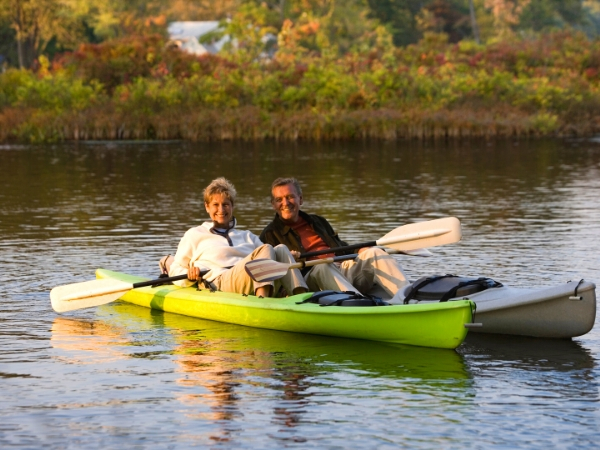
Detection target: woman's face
<box><xmin>205</xmin><ymin>193</ymin><xmax>234</xmax><ymax>228</ymax></box>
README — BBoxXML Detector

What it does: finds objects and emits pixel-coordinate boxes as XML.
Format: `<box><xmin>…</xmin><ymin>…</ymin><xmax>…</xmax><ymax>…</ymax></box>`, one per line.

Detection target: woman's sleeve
<box><xmin>250</xmin><ymin>231</ymin><xmax>266</xmax><ymax>248</ymax></box>
<box><xmin>169</xmin><ymin>229</ymin><xmax>198</xmax><ymax>287</ymax></box>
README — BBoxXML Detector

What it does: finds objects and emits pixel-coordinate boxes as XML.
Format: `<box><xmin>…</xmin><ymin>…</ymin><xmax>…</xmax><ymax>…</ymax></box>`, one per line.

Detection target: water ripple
<box><xmin>1</xmin><ymin>140</ymin><xmax>600</xmax><ymax>448</ymax></box>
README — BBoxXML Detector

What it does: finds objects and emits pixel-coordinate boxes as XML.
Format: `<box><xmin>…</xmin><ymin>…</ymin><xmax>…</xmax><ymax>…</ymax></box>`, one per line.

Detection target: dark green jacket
<box><xmin>259</xmin><ymin>210</ymin><xmax>354</xmax><ymax>257</ymax></box>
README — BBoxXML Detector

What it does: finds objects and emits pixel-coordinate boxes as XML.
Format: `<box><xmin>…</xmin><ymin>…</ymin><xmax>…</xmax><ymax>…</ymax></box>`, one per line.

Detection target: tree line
<box><xmin>1</xmin><ymin>0</ymin><xmax>599</xmax><ymax>69</ymax></box>
<box><xmin>0</xmin><ymin>1</ymin><xmax>599</xmax><ymax>142</ymax></box>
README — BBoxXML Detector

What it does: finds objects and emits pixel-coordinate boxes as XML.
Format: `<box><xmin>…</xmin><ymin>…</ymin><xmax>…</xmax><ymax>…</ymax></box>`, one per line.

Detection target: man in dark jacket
<box><xmin>259</xmin><ymin>177</ymin><xmax>408</xmax><ymax>299</ymax></box>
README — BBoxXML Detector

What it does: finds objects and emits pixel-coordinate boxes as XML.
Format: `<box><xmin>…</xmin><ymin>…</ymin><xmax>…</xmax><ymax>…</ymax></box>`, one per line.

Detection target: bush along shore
<box><xmin>1</xmin><ymin>30</ymin><xmax>599</xmax><ymax>143</ymax></box>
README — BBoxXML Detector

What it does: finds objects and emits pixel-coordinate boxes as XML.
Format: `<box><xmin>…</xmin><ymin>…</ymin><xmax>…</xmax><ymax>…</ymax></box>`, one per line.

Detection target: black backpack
<box><xmin>297</xmin><ymin>290</ymin><xmax>390</xmax><ymax>307</ymax></box>
<box><xmin>403</xmin><ymin>274</ymin><xmax>503</xmax><ymax>304</ymax></box>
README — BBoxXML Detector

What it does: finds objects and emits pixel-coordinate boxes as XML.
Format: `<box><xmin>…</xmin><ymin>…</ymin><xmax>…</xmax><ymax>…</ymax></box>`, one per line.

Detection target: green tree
<box><xmin>0</xmin><ymin>0</ymin><xmax>63</xmax><ymax>68</ymax></box>
<box><xmin>417</xmin><ymin>0</ymin><xmax>473</xmax><ymax>43</ymax></box>
<box><xmin>225</xmin><ymin>0</ymin><xmax>382</xmax><ymax>58</ymax></box>
<box><xmin>366</xmin><ymin>0</ymin><xmax>425</xmax><ymax>46</ymax></box>
<box><xmin>317</xmin><ymin>0</ymin><xmax>382</xmax><ymax>55</ymax></box>
<box><xmin>0</xmin><ymin>0</ymin><xmax>117</xmax><ymax>68</ymax></box>
<box><xmin>0</xmin><ymin>21</ymin><xmax>17</xmax><ymax>67</ymax></box>
<box><xmin>163</xmin><ymin>0</ymin><xmax>239</xmax><ymax>21</ymax></box>
<box><xmin>582</xmin><ymin>0</ymin><xmax>600</xmax><ymax>36</ymax></box>
<box><xmin>0</xmin><ymin>0</ymin><xmax>175</xmax><ymax>69</ymax></box>
<box><xmin>518</xmin><ymin>0</ymin><xmax>585</xmax><ymax>32</ymax></box>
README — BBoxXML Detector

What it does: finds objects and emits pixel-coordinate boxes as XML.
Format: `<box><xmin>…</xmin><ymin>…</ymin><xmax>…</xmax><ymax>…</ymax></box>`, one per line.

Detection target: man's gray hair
<box><xmin>270</xmin><ymin>177</ymin><xmax>302</xmax><ymax>200</ymax></box>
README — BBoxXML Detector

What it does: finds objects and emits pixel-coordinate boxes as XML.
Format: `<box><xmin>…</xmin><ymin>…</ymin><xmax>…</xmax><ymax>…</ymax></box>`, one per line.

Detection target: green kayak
<box><xmin>96</xmin><ymin>268</ymin><xmax>475</xmax><ymax>349</ymax></box>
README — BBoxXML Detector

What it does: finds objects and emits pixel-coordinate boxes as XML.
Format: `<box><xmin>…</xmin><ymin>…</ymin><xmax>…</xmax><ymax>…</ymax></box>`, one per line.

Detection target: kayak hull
<box><xmin>96</xmin><ymin>269</ymin><xmax>474</xmax><ymax>349</ymax></box>
<box><xmin>398</xmin><ymin>279</ymin><xmax>596</xmax><ymax>339</ymax></box>
<box><xmin>466</xmin><ymin>281</ymin><xmax>596</xmax><ymax>338</ymax></box>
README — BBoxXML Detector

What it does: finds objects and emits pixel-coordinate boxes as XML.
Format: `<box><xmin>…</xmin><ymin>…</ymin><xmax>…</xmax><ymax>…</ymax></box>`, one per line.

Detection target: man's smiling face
<box><xmin>271</xmin><ymin>183</ymin><xmax>303</xmax><ymax>224</ymax></box>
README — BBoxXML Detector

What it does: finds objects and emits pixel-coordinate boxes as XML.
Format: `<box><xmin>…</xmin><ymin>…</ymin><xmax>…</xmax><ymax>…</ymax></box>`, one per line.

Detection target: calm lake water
<box><xmin>1</xmin><ymin>139</ymin><xmax>600</xmax><ymax>448</ymax></box>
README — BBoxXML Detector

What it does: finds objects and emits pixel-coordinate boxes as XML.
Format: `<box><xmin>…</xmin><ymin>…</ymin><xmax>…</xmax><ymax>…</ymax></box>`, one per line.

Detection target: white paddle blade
<box><xmin>377</xmin><ymin>217</ymin><xmax>461</xmax><ymax>251</ymax></box>
<box><xmin>50</xmin><ymin>278</ymin><xmax>133</xmax><ymax>313</ymax></box>
<box><xmin>244</xmin><ymin>258</ymin><xmax>294</xmax><ymax>282</ymax></box>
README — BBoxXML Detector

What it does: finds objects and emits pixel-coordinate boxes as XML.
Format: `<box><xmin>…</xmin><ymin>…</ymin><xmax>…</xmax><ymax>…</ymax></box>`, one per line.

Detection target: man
<box><xmin>259</xmin><ymin>177</ymin><xmax>409</xmax><ymax>300</ymax></box>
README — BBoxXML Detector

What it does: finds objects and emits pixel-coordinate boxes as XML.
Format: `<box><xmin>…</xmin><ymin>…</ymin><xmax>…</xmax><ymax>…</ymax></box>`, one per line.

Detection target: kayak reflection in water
<box><xmin>260</xmin><ymin>177</ymin><xmax>409</xmax><ymax>302</ymax></box>
<box><xmin>161</xmin><ymin>177</ymin><xmax>308</xmax><ymax>298</ymax></box>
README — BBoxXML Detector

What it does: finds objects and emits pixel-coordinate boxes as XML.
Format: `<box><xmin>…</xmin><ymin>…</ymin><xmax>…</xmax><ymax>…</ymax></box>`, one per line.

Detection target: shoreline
<box><xmin>2</xmin><ymin>106</ymin><xmax>597</xmax><ymax>143</ymax></box>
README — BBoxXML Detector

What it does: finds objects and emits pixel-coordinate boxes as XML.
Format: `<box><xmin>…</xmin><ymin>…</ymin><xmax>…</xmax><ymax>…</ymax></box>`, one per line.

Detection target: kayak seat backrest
<box><xmin>297</xmin><ymin>290</ymin><xmax>390</xmax><ymax>307</ymax></box>
<box><xmin>403</xmin><ymin>274</ymin><xmax>503</xmax><ymax>304</ymax></box>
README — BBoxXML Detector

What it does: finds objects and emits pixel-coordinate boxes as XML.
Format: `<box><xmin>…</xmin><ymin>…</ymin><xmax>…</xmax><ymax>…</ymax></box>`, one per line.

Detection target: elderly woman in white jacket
<box><xmin>164</xmin><ymin>177</ymin><xmax>308</xmax><ymax>298</ymax></box>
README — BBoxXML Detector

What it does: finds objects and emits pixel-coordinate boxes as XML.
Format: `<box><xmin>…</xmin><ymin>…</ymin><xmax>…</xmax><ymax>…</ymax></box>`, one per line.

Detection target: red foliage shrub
<box><xmin>55</xmin><ymin>34</ymin><xmax>238</xmax><ymax>92</ymax></box>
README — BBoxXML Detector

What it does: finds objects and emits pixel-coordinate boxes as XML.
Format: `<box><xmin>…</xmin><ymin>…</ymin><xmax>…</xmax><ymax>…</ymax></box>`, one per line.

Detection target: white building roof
<box><xmin>167</xmin><ymin>21</ymin><xmax>229</xmax><ymax>54</ymax></box>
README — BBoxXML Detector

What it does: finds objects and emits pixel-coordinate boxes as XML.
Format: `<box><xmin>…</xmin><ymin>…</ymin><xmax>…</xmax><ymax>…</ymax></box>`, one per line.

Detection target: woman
<box><xmin>165</xmin><ymin>177</ymin><xmax>308</xmax><ymax>298</ymax></box>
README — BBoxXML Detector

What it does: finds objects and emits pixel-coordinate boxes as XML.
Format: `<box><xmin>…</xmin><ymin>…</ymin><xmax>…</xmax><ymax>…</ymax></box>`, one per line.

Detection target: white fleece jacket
<box><xmin>169</xmin><ymin>220</ymin><xmax>264</xmax><ymax>287</ymax></box>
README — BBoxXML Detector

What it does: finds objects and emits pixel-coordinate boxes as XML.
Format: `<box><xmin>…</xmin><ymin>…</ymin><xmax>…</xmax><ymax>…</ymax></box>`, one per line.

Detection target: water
<box><xmin>1</xmin><ymin>139</ymin><xmax>600</xmax><ymax>448</ymax></box>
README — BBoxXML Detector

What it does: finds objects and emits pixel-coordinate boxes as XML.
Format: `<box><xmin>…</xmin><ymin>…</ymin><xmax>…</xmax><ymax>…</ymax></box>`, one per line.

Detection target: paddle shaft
<box><xmin>244</xmin><ymin>253</ymin><xmax>359</xmax><ymax>282</ymax></box>
<box><xmin>132</xmin><ymin>274</ymin><xmax>189</xmax><ymax>289</ymax></box>
<box><xmin>300</xmin><ymin>241</ymin><xmax>376</xmax><ymax>259</ymax></box>
<box><xmin>91</xmin><ymin>271</ymin><xmax>210</xmax><ymax>298</ymax></box>
<box><xmin>290</xmin><ymin>253</ymin><xmax>358</xmax><ymax>270</ymax></box>
<box><xmin>61</xmin><ymin>273</ymin><xmax>202</xmax><ymax>303</ymax></box>
<box><xmin>299</xmin><ymin>228</ymin><xmax>450</xmax><ymax>259</ymax></box>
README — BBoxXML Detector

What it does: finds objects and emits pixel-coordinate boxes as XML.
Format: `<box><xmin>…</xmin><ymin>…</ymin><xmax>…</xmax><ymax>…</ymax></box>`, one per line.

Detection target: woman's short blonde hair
<box><xmin>203</xmin><ymin>177</ymin><xmax>237</xmax><ymax>205</ymax></box>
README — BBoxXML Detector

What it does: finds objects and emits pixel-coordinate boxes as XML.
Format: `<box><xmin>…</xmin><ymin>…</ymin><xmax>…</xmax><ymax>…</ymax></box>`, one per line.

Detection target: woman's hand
<box><xmin>290</xmin><ymin>250</ymin><xmax>301</xmax><ymax>260</ymax></box>
<box><xmin>187</xmin><ymin>266</ymin><xmax>202</xmax><ymax>280</ymax></box>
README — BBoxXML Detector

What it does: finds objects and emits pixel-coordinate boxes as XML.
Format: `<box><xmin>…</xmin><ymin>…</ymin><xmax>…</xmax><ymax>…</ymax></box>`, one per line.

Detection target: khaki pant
<box><xmin>305</xmin><ymin>264</ymin><xmax>357</xmax><ymax>293</ymax></box>
<box><xmin>305</xmin><ymin>247</ymin><xmax>408</xmax><ymax>297</ymax></box>
<box><xmin>214</xmin><ymin>244</ymin><xmax>308</xmax><ymax>296</ymax></box>
<box><xmin>340</xmin><ymin>247</ymin><xmax>408</xmax><ymax>296</ymax></box>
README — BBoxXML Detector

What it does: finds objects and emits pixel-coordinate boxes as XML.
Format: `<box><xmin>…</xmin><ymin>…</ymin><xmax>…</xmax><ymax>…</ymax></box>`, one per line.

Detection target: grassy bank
<box><xmin>1</xmin><ymin>31</ymin><xmax>599</xmax><ymax>143</ymax></box>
